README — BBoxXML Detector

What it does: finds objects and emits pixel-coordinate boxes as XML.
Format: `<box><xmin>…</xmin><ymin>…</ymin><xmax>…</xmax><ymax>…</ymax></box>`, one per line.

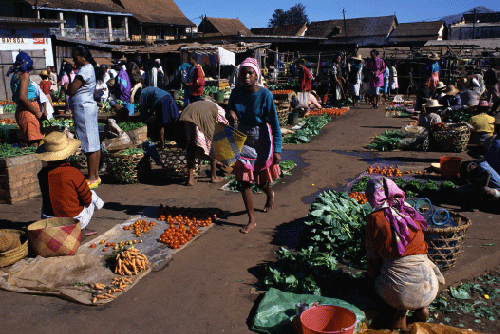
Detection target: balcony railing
<box><xmin>50</xmin><ymin>27</ymin><xmax>127</xmax><ymax>42</ymax></box>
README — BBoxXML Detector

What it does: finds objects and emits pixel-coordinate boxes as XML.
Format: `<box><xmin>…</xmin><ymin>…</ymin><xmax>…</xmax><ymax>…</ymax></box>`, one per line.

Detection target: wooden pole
<box><xmin>316</xmin><ymin>51</ymin><xmax>321</xmax><ymax>77</ymax></box>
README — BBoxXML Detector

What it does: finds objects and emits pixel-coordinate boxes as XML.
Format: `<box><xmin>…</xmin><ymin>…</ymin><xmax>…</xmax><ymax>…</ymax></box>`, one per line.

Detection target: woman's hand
<box><xmin>273</xmin><ymin>152</ymin><xmax>281</xmax><ymax>165</ymax></box>
<box><xmin>227</xmin><ymin>110</ymin><xmax>238</xmax><ymax>124</ymax></box>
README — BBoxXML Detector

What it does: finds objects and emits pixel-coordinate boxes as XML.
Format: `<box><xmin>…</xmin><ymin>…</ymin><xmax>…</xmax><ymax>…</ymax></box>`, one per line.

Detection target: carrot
<box><xmin>92</xmin><ymin>297</ymin><xmax>98</xmax><ymax>304</ymax></box>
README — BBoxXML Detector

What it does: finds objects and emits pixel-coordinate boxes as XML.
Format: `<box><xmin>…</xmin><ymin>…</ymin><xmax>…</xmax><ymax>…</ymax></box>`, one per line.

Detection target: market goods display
<box><xmin>156</xmin><ymin>204</ymin><xmax>222</xmax><ymax>221</ymax></box>
<box><xmin>283</xmin><ymin>113</ymin><xmax>330</xmax><ymax>144</ymax></box>
<box><xmin>366</xmin><ymin>165</ymin><xmax>403</xmax><ymax>177</ymax></box>
<box><xmin>348</xmin><ymin>192</ymin><xmax>367</xmax><ymax>204</ymax></box>
<box><xmin>301</xmin><ymin>190</ymin><xmax>372</xmax><ymax>269</ymax></box>
<box><xmin>105</xmin><ymin>148</ymin><xmax>148</xmax><ymax>184</ymax></box>
<box><xmin>308</xmin><ymin>107</ymin><xmax>349</xmax><ymax>116</ymax></box>
<box><xmin>1</xmin><ymin>102</ymin><xmax>16</xmax><ymax>113</ymax></box>
<box><xmin>0</xmin><ymin>143</ymin><xmax>37</xmax><ymax>159</ymax></box>
<box><xmin>366</xmin><ymin>130</ymin><xmax>405</xmax><ymax>151</ymax></box>
<box><xmin>0</xmin><ymin>119</ymin><xmax>16</xmax><ymax>124</ymax></box>
<box><xmin>445</xmin><ymin>109</ymin><xmax>475</xmax><ymax>123</ymax></box>
<box><xmin>271</xmin><ymin>89</ymin><xmax>294</xmax><ymax>95</ymax></box>
<box><xmin>117</xmin><ymin>122</ymin><xmax>146</xmax><ymax>132</ymax></box>
<box><xmin>113</xmin><ymin>247</ymin><xmax>149</xmax><ymax>276</ymax></box>
<box><xmin>122</xmin><ymin>218</ymin><xmax>156</xmax><ymax>237</ymax></box>
<box><xmin>432</xmin><ymin>123</ymin><xmax>470</xmax><ymax>153</ymax></box>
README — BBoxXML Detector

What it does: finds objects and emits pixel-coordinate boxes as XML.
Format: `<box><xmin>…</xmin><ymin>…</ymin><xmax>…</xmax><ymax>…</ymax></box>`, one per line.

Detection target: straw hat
<box><xmin>35</xmin><ymin>132</ymin><xmax>81</xmax><ymax>161</ymax></box>
<box><xmin>39</xmin><ymin>70</ymin><xmax>48</xmax><ymax>77</ymax></box>
<box><xmin>423</xmin><ymin>99</ymin><xmax>442</xmax><ymax>108</ymax></box>
<box><xmin>106</xmin><ymin>78</ymin><xmax>115</xmax><ymax>88</ymax></box>
<box><xmin>443</xmin><ymin>85</ymin><xmax>460</xmax><ymax>96</ymax></box>
<box><xmin>435</xmin><ymin>82</ymin><xmax>445</xmax><ymax>90</ymax></box>
<box><xmin>351</xmin><ymin>54</ymin><xmax>363</xmax><ymax>61</ymax></box>
<box><xmin>428</xmin><ymin>52</ymin><xmax>440</xmax><ymax>61</ymax></box>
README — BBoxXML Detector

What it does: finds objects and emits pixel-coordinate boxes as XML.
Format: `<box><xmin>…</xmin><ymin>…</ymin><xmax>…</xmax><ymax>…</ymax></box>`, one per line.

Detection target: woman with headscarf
<box><xmin>66</xmin><ymin>45</ymin><xmax>101</xmax><ymax>189</ymax></box>
<box><xmin>426</xmin><ymin>53</ymin><xmax>441</xmax><ymax>93</ymax></box>
<box><xmin>365</xmin><ymin>177</ymin><xmax>444</xmax><ymax>331</ymax></box>
<box><xmin>7</xmin><ymin>52</ymin><xmax>44</xmax><ymax>146</ymax></box>
<box><xmin>227</xmin><ymin>58</ymin><xmax>282</xmax><ymax>234</ymax></box>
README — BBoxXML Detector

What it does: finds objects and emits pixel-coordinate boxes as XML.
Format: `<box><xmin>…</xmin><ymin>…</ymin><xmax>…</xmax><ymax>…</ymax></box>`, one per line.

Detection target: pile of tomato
<box><xmin>366</xmin><ymin>166</ymin><xmax>403</xmax><ymax>177</ymax></box>
<box><xmin>158</xmin><ymin>219</ymin><xmax>203</xmax><ymax>249</ymax></box>
<box><xmin>308</xmin><ymin>108</ymin><xmax>349</xmax><ymax>116</ymax></box>
<box><xmin>156</xmin><ymin>204</ymin><xmax>222</xmax><ymax>221</ymax></box>
<box><xmin>122</xmin><ymin>219</ymin><xmax>156</xmax><ymax>237</ymax></box>
<box><xmin>0</xmin><ymin>119</ymin><xmax>16</xmax><ymax>124</ymax></box>
<box><xmin>349</xmin><ymin>192</ymin><xmax>368</xmax><ymax>204</ymax></box>
<box><xmin>0</xmin><ymin>100</ymin><xmax>14</xmax><ymax>106</ymax></box>
<box><xmin>271</xmin><ymin>90</ymin><xmax>293</xmax><ymax>95</ymax></box>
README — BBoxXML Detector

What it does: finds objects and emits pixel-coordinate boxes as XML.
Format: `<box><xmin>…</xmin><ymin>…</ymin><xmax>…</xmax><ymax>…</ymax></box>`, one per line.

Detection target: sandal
<box><xmin>84</xmin><ymin>228</ymin><xmax>97</xmax><ymax>236</ymax></box>
<box><xmin>86</xmin><ymin>180</ymin><xmax>99</xmax><ymax>189</ymax></box>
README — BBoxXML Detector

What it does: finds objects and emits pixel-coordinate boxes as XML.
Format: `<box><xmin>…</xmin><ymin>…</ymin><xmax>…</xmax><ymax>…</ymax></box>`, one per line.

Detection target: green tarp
<box><xmin>251</xmin><ymin>288</ymin><xmax>366</xmax><ymax>334</ymax></box>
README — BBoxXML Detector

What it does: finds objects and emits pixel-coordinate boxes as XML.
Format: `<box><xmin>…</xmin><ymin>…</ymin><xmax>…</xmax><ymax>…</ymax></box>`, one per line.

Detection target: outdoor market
<box><xmin>1</xmin><ymin>4</ymin><xmax>500</xmax><ymax>334</ymax></box>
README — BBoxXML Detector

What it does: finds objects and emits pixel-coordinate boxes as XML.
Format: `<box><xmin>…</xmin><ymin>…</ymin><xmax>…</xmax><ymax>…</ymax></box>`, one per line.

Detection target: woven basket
<box><xmin>158</xmin><ymin>144</ymin><xmax>201</xmax><ymax>179</ymax></box>
<box><xmin>424</xmin><ymin>212</ymin><xmax>472</xmax><ymax>271</ymax></box>
<box><xmin>432</xmin><ymin>124</ymin><xmax>470</xmax><ymax>153</ymax></box>
<box><xmin>105</xmin><ymin>150</ymin><xmax>149</xmax><ymax>184</ymax></box>
<box><xmin>277</xmin><ymin>108</ymin><xmax>289</xmax><ymax>126</ymax></box>
<box><xmin>28</xmin><ymin>217</ymin><xmax>81</xmax><ymax>257</ymax></box>
<box><xmin>69</xmin><ymin>147</ymin><xmax>88</xmax><ymax>170</ymax></box>
<box><xmin>0</xmin><ymin>229</ymin><xmax>28</xmax><ymax>267</ymax></box>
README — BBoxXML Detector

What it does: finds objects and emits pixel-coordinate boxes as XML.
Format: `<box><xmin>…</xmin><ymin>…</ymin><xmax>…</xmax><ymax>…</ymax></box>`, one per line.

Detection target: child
<box><xmin>39</xmin><ymin>70</ymin><xmax>53</xmax><ymax>104</ymax></box>
<box><xmin>36</xmin><ymin>131</ymin><xmax>104</xmax><ymax>237</ymax></box>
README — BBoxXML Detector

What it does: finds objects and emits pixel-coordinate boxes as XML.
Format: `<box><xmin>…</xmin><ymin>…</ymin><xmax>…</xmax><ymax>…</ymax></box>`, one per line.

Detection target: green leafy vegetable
<box><xmin>350</xmin><ymin>177</ymin><xmax>455</xmax><ymax>198</ymax></box>
<box><xmin>0</xmin><ymin>143</ymin><xmax>37</xmax><ymax>159</ymax></box>
<box><xmin>366</xmin><ymin>130</ymin><xmax>405</xmax><ymax>151</ymax></box>
<box><xmin>120</xmin><ymin>148</ymin><xmax>143</xmax><ymax>155</ymax></box>
<box><xmin>117</xmin><ymin>122</ymin><xmax>146</xmax><ymax>132</ymax></box>
<box><xmin>283</xmin><ymin>114</ymin><xmax>330</xmax><ymax>144</ymax></box>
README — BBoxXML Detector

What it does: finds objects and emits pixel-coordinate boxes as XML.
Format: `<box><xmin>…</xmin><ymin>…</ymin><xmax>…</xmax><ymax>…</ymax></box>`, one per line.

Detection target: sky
<box><xmin>178</xmin><ymin>0</ymin><xmax>500</xmax><ymax>29</ymax></box>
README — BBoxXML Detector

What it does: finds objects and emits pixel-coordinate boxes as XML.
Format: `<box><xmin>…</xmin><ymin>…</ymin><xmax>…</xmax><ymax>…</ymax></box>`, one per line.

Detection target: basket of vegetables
<box><xmin>105</xmin><ymin>147</ymin><xmax>150</xmax><ymax>184</ymax></box>
<box><xmin>117</xmin><ymin>122</ymin><xmax>147</xmax><ymax>145</ymax></box>
<box><xmin>158</xmin><ymin>144</ymin><xmax>200</xmax><ymax>179</ymax></box>
<box><xmin>431</xmin><ymin>123</ymin><xmax>470</xmax><ymax>153</ymax></box>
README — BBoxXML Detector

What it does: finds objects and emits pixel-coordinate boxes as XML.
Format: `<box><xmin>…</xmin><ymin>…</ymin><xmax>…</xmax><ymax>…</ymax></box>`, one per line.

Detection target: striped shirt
<box><xmin>38</xmin><ymin>162</ymin><xmax>92</xmax><ymax>218</ymax></box>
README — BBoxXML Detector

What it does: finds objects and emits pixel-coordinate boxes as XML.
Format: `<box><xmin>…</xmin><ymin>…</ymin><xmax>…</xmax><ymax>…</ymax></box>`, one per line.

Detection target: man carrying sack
<box><xmin>36</xmin><ymin>132</ymin><xmax>104</xmax><ymax>237</ymax></box>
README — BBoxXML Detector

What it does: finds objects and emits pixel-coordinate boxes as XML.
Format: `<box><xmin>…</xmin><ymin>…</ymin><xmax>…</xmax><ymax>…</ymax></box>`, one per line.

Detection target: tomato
<box><xmin>90</xmin><ymin>243</ymin><xmax>96</xmax><ymax>248</ymax></box>
<box><xmin>102</xmin><ymin>248</ymin><xmax>107</xmax><ymax>252</ymax></box>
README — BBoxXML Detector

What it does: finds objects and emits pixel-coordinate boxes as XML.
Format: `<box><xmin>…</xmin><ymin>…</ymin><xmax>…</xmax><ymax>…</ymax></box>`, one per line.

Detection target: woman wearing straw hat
<box><xmin>426</xmin><ymin>53</ymin><xmax>441</xmax><ymax>93</ymax></box>
<box><xmin>440</xmin><ymin>85</ymin><xmax>461</xmax><ymax>111</ymax></box>
<box><xmin>348</xmin><ymin>54</ymin><xmax>363</xmax><ymax>106</ymax></box>
<box><xmin>432</xmin><ymin>81</ymin><xmax>445</xmax><ymax>100</ymax></box>
<box><xmin>418</xmin><ymin>99</ymin><xmax>442</xmax><ymax>131</ymax></box>
<box><xmin>36</xmin><ymin>131</ymin><xmax>104</xmax><ymax>237</ymax></box>
<box><xmin>469</xmin><ymin>100</ymin><xmax>495</xmax><ymax>146</ymax></box>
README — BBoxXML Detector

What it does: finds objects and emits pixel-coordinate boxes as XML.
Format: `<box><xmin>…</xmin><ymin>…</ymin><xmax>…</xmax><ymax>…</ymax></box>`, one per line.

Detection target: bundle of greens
<box><xmin>301</xmin><ymin>190</ymin><xmax>372</xmax><ymax>269</ymax></box>
<box><xmin>262</xmin><ymin>247</ymin><xmax>338</xmax><ymax>295</ymax></box>
<box><xmin>3</xmin><ymin>104</ymin><xmax>16</xmax><ymax>113</ymax></box>
<box><xmin>446</xmin><ymin>109</ymin><xmax>474</xmax><ymax>123</ymax></box>
<box><xmin>42</xmin><ymin>118</ymin><xmax>74</xmax><ymax>129</ymax></box>
<box><xmin>117</xmin><ymin>122</ymin><xmax>146</xmax><ymax>132</ymax></box>
<box><xmin>0</xmin><ymin>143</ymin><xmax>37</xmax><ymax>159</ymax></box>
<box><xmin>366</xmin><ymin>130</ymin><xmax>405</xmax><ymax>151</ymax></box>
<box><xmin>283</xmin><ymin>114</ymin><xmax>330</xmax><ymax>144</ymax></box>
<box><xmin>120</xmin><ymin>148</ymin><xmax>143</xmax><ymax>155</ymax></box>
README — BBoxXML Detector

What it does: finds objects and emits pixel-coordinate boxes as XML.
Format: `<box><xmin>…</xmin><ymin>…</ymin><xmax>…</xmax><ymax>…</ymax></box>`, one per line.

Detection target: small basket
<box><xmin>432</xmin><ymin>124</ymin><xmax>470</xmax><ymax>153</ymax></box>
<box><xmin>158</xmin><ymin>144</ymin><xmax>201</xmax><ymax>179</ymax></box>
<box><xmin>105</xmin><ymin>150</ymin><xmax>149</xmax><ymax>184</ymax></box>
<box><xmin>0</xmin><ymin>229</ymin><xmax>28</xmax><ymax>267</ymax></box>
<box><xmin>69</xmin><ymin>147</ymin><xmax>88</xmax><ymax>170</ymax></box>
<box><xmin>424</xmin><ymin>212</ymin><xmax>472</xmax><ymax>271</ymax></box>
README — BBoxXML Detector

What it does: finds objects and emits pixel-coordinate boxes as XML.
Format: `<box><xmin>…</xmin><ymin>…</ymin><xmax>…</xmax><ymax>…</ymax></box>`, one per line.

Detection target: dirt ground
<box><xmin>1</xmin><ymin>104</ymin><xmax>500</xmax><ymax>334</ymax></box>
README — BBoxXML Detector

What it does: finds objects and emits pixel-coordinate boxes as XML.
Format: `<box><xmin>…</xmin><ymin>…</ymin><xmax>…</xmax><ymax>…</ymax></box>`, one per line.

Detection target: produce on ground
<box><xmin>271</xmin><ymin>89</ymin><xmax>293</xmax><ymax>95</ymax></box>
<box><xmin>120</xmin><ymin>148</ymin><xmax>143</xmax><ymax>155</ymax></box>
<box><xmin>283</xmin><ymin>113</ymin><xmax>330</xmax><ymax>144</ymax></box>
<box><xmin>42</xmin><ymin>118</ymin><xmax>74</xmax><ymax>129</ymax></box>
<box><xmin>349</xmin><ymin>192</ymin><xmax>367</xmax><ymax>204</ymax></box>
<box><xmin>0</xmin><ymin>100</ymin><xmax>14</xmax><ymax>105</ymax></box>
<box><xmin>367</xmin><ymin>165</ymin><xmax>402</xmax><ymax>177</ymax></box>
<box><xmin>117</xmin><ymin>122</ymin><xmax>146</xmax><ymax>132</ymax></box>
<box><xmin>366</xmin><ymin>130</ymin><xmax>405</xmax><ymax>151</ymax></box>
<box><xmin>446</xmin><ymin>109</ymin><xmax>475</xmax><ymax>123</ymax></box>
<box><xmin>308</xmin><ymin>108</ymin><xmax>349</xmax><ymax>116</ymax></box>
<box><xmin>350</xmin><ymin>176</ymin><xmax>456</xmax><ymax>198</ymax></box>
<box><xmin>156</xmin><ymin>205</ymin><xmax>223</xmax><ymax>221</ymax></box>
<box><xmin>90</xmin><ymin>277</ymin><xmax>134</xmax><ymax>303</ymax></box>
<box><xmin>262</xmin><ymin>247</ymin><xmax>338</xmax><ymax>295</ymax></box>
<box><xmin>2</xmin><ymin>104</ymin><xmax>16</xmax><ymax>113</ymax></box>
<box><xmin>0</xmin><ymin>143</ymin><xmax>37</xmax><ymax>159</ymax></box>
<box><xmin>113</xmin><ymin>247</ymin><xmax>149</xmax><ymax>276</ymax></box>
<box><xmin>122</xmin><ymin>218</ymin><xmax>156</xmax><ymax>237</ymax></box>
<box><xmin>0</xmin><ymin>119</ymin><xmax>16</xmax><ymax>124</ymax></box>
<box><xmin>301</xmin><ymin>190</ymin><xmax>372</xmax><ymax>269</ymax></box>
<box><xmin>158</xmin><ymin>223</ymin><xmax>199</xmax><ymax>249</ymax></box>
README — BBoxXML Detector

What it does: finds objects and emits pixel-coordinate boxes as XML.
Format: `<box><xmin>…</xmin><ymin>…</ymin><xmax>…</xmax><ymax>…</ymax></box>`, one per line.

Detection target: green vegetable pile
<box><xmin>3</xmin><ymin>104</ymin><xmax>16</xmax><ymax>113</ymax></box>
<box><xmin>350</xmin><ymin>176</ymin><xmax>456</xmax><ymax>198</ymax></box>
<box><xmin>203</xmin><ymin>86</ymin><xmax>220</xmax><ymax>95</ymax></box>
<box><xmin>267</xmin><ymin>81</ymin><xmax>300</xmax><ymax>92</ymax></box>
<box><xmin>283</xmin><ymin>114</ymin><xmax>330</xmax><ymax>144</ymax></box>
<box><xmin>446</xmin><ymin>108</ymin><xmax>474</xmax><ymax>123</ymax></box>
<box><xmin>117</xmin><ymin>122</ymin><xmax>146</xmax><ymax>132</ymax></box>
<box><xmin>301</xmin><ymin>191</ymin><xmax>372</xmax><ymax>269</ymax></box>
<box><xmin>42</xmin><ymin>118</ymin><xmax>74</xmax><ymax>129</ymax></box>
<box><xmin>366</xmin><ymin>130</ymin><xmax>405</xmax><ymax>151</ymax></box>
<box><xmin>262</xmin><ymin>247</ymin><xmax>338</xmax><ymax>295</ymax></box>
<box><xmin>0</xmin><ymin>143</ymin><xmax>37</xmax><ymax>159</ymax></box>
<box><xmin>120</xmin><ymin>148</ymin><xmax>143</xmax><ymax>155</ymax></box>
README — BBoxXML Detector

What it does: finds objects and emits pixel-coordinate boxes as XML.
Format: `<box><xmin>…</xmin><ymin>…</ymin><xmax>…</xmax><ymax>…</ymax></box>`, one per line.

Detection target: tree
<box><xmin>268</xmin><ymin>3</ymin><xmax>309</xmax><ymax>28</ymax></box>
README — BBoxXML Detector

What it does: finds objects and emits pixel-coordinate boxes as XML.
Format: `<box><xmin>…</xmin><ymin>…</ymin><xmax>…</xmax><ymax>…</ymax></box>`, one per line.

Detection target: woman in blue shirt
<box><xmin>227</xmin><ymin>58</ymin><xmax>282</xmax><ymax>234</ymax></box>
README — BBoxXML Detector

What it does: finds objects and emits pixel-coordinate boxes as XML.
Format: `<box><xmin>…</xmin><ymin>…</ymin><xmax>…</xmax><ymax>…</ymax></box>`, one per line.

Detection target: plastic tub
<box><xmin>288</xmin><ymin>111</ymin><xmax>299</xmax><ymax>125</ymax></box>
<box><xmin>440</xmin><ymin>156</ymin><xmax>461</xmax><ymax>180</ymax></box>
<box><xmin>300</xmin><ymin>305</ymin><xmax>357</xmax><ymax>334</ymax></box>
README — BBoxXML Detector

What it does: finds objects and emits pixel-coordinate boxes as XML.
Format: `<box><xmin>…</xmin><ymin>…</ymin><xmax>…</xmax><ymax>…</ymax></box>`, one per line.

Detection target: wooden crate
<box><xmin>0</xmin><ymin>153</ymin><xmax>42</xmax><ymax>204</ymax></box>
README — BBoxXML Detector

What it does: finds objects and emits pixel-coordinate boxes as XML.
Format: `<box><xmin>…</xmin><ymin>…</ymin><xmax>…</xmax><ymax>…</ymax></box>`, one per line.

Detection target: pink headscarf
<box><xmin>365</xmin><ymin>177</ymin><xmax>427</xmax><ymax>255</ymax></box>
<box><xmin>239</xmin><ymin>57</ymin><xmax>260</xmax><ymax>81</ymax></box>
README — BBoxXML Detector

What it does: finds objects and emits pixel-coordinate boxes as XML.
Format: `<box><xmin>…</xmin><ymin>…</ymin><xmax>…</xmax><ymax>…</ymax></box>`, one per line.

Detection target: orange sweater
<box><xmin>38</xmin><ymin>162</ymin><xmax>92</xmax><ymax>217</ymax></box>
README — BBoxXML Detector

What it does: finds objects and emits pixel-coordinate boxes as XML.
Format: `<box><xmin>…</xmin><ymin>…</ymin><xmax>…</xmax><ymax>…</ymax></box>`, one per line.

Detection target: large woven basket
<box><xmin>277</xmin><ymin>108</ymin><xmax>290</xmax><ymax>126</ymax></box>
<box><xmin>0</xmin><ymin>229</ymin><xmax>28</xmax><ymax>267</ymax></box>
<box><xmin>158</xmin><ymin>144</ymin><xmax>201</xmax><ymax>179</ymax></box>
<box><xmin>432</xmin><ymin>124</ymin><xmax>470</xmax><ymax>153</ymax></box>
<box><xmin>105</xmin><ymin>150</ymin><xmax>149</xmax><ymax>184</ymax></box>
<box><xmin>27</xmin><ymin>217</ymin><xmax>81</xmax><ymax>257</ymax></box>
<box><xmin>424</xmin><ymin>212</ymin><xmax>472</xmax><ymax>271</ymax></box>
<box><xmin>69</xmin><ymin>147</ymin><xmax>88</xmax><ymax>170</ymax></box>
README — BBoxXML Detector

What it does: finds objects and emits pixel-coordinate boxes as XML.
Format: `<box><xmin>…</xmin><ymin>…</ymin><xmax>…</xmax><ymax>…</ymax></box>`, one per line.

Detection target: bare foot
<box><xmin>264</xmin><ymin>191</ymin><xmax>274</xmax><ymax>212</ymax></box>
<box><xmin>210</xmin><ymin>176</ymin><xmax>225</xmax><ymax>183</ymax></box>
<box><xmin>184</xmin><ymin>179</ymin><xmax>196</xmax><ymax>186</ymax></box>
<box><xmin>240</xmin><ymin>219</ymin><xmax>256</xmax><ymax>234</ymax></box>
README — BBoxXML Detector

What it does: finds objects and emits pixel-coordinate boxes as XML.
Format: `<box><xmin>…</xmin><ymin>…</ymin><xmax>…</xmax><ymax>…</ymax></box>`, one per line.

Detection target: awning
<box><xmin>63</xmin><ymin>57</ymin><xmax>121</xmax><ymax>66</ymax></box>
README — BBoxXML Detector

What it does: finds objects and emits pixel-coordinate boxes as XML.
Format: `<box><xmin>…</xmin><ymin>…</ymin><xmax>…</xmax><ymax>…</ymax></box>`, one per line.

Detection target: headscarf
<box><xmin>239</xmin><ymin>57</ymin><xmax>260</xmax><ymax>81</ymax></box>
<box><xmin>7</xmin><ymin>52</ymin><xmax>33</xmax><ymax>76</ymax></box>
<box><xmin>365</xmin><ymin>177</ymin><xmax>427</xmax><ymax>255</ymax></box>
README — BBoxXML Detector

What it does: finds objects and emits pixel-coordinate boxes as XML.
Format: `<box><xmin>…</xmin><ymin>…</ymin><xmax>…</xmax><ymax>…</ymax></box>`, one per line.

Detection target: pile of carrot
<box><xmin>114</xmin><ymin>247</ymin><xmax>149</xmax><ymax>276</ymax></box>
<box><xmin>308</xmin><ymin>107</ymin><xmax>349</xmax><ymax>116</ymax></box>
<box><xmin>90</xmin><ymin>276</ymin><xmax>134</xmax><ymax>303</ymax></box>
<box><xmin>271</xmin><ymin>90</ymin><xmax>293</xmax><ymax>95</ymax></box>
<box><xmin>349</xmin><ymin>192</ymin><xmax>367</xmax><ymax>204</ymax></box>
